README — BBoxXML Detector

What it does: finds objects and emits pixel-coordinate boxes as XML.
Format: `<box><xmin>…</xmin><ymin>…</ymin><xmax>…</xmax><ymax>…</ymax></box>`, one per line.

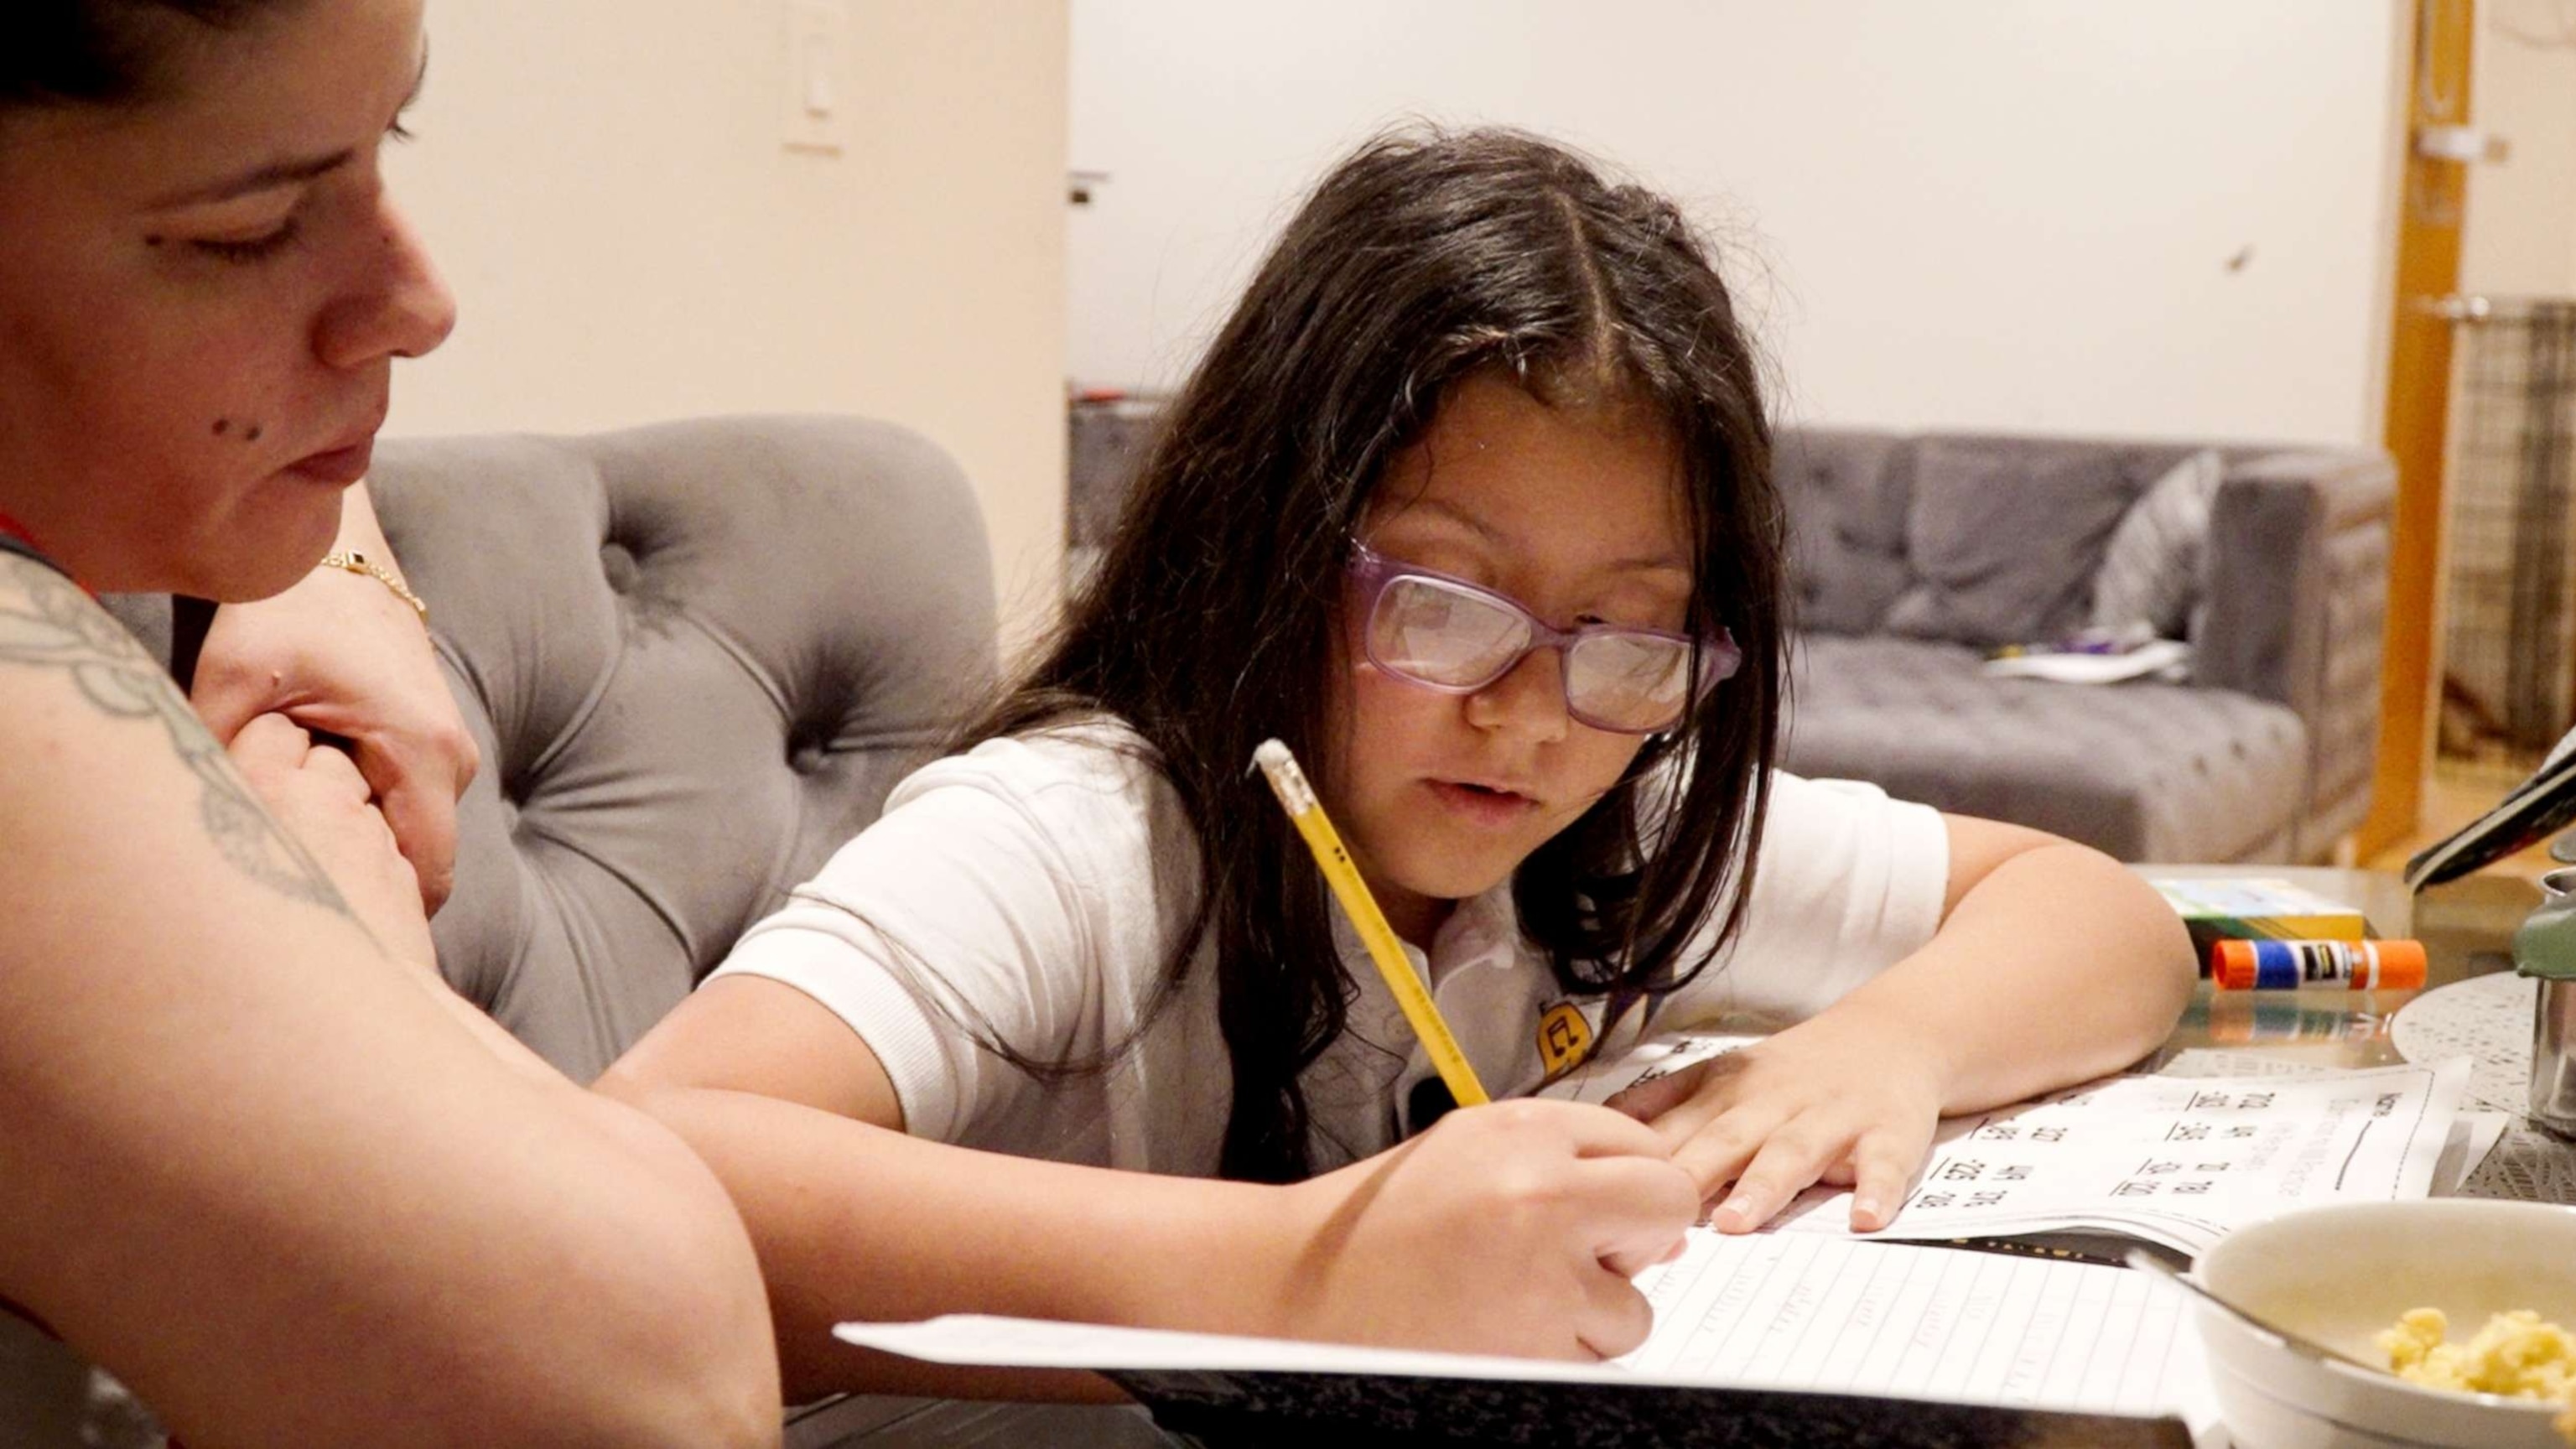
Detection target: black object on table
<box><xmin>1122</xmin><ymin>1368</ymin><xmax>2192</xmax><ymax>1449</ymax></box>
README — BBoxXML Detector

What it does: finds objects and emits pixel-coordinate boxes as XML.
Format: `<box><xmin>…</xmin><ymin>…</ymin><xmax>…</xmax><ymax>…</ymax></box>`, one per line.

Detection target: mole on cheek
<box><xmin>211</xmin><ymin>418</ymin><xmax>229</xmax><ymax>437</ymax></box>
<box><xmin>245</xmin><ymin>423</ymin><xmax>263</xmax><ymax>443</ymax></box>
<box><xmin>144</xmin><ymin>236</ymin><xmax>165</xmax><ymax>249</ymax></box>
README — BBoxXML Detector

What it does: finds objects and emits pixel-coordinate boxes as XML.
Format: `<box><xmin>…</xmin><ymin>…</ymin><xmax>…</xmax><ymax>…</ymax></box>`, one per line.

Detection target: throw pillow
<box><xmin>1881</xmin><ymin>444</ymin><xmax>2135</xmax><ymax>647</ymax></box>
<box><xmin>2089</xmin><ymin>449</ymin><xmax>2225</xmax><ymax>641</ymax></box>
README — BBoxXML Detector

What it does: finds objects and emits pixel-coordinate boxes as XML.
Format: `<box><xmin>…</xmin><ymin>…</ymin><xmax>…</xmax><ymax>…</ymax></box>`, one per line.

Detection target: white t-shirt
<box><xmin>709</xmin><ymin>721</ymin><xmax>1950</xmax><ymax>1175</ymax></box>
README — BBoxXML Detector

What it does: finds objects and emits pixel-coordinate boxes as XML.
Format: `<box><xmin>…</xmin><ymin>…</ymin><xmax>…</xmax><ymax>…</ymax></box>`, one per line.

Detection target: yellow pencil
<box><xmin>1253</xmin><ymin>739</ymin><xmax>1490</xmax><ymax>1108</ymax></box>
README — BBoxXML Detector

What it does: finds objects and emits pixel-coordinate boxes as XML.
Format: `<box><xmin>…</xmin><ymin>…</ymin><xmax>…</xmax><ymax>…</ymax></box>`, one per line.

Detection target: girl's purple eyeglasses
<box><xmin>1347</xmin><ymin>540</ymin><xmax>1740</xmax><ymax>735</ymax></box>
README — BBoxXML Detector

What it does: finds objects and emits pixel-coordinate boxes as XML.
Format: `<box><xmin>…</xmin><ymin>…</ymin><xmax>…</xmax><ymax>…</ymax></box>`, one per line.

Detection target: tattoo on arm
<box><xmin>0</xmin><ymin>558</ymin><xmax>355</xmax><ymax>918</ymax></box>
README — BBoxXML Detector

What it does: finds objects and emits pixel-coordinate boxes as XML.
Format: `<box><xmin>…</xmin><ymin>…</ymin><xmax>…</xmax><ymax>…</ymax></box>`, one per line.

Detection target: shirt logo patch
<box><xmin>1536</xmin><ymin>1000</ymin><xmax>1594</xmax><ymax>1077</ymax></box>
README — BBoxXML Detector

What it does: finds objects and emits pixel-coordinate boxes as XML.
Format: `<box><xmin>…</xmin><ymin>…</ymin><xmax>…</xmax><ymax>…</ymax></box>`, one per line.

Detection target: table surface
<box><xmin>2144</xmin><ymin>864</ymin><xmax>2539</xmax><ymax>1072</ymax></box>
<box><xmin>792</xmin><ymin>865</ymin><xmax>2561</xmax><ymax>1448</ymax></box>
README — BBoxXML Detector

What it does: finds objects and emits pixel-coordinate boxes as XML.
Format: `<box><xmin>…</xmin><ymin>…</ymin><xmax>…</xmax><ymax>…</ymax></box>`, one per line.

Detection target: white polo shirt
<box><xmin>709</xmin><ymin>720</ymin><xmax>1950</xmax><ymax>1175</ymax></box>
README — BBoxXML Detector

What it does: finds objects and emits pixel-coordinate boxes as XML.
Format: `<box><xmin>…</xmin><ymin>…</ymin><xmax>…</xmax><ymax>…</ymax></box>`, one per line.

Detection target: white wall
<box><xmin>387</xmin><ymin>0</ymin><xmax>1070</xmax><ymax>631</ymax></box>
<box><xmin>1069</xmin><ymin>0</ymin><xmax>2411</xmax><ymax>447</ymax></box>
<box><xmin>2462</xmin><ymin>1</ymin><xmax>2576</xmax><ymax>298</ymax></box>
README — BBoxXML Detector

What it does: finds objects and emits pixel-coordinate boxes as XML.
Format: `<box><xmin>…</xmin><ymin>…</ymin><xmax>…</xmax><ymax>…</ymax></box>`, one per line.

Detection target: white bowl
<box><xmin>2195</xmin><ymin>1200</ymin><xmax>2576</xmax><ymax>1448</ymax></box>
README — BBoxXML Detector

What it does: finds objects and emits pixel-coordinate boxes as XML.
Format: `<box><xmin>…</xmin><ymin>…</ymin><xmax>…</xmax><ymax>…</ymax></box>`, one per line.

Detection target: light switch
<box><xmin>782</xmin><ymin>0</ymin><xmax>849</xmax><ymax>155</ymax></box>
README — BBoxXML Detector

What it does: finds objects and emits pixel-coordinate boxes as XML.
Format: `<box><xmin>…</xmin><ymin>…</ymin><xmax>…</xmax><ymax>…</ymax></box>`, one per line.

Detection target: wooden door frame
<box><xmin>2357</xmin><ymin>0</ymin><xmax>2477</xmax><ymax>861</ymax></box>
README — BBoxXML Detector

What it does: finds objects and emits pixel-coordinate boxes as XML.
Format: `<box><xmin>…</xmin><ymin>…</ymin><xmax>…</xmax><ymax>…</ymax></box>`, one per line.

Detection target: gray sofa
<box><xmin>1073</xmin><ymin>403</ymin><xmax>2399</xmax><ymax>865</ymax></box>
<box><xmin>1775</xmin><ymin>428</ymin><xmax>2395</xmax><ymax>864</ymax></box>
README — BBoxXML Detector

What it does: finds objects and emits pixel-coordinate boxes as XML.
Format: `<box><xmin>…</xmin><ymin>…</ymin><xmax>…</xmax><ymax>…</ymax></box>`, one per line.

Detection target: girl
<box><xmin>609</xmin><ymin>127</ymin><xmax>2196</xmax><ymax>1397</ymax></box>
<box><xmin>0</xmin><ymin>3</ymin><xmax>778</xmax><ymax>1443</ymax></box>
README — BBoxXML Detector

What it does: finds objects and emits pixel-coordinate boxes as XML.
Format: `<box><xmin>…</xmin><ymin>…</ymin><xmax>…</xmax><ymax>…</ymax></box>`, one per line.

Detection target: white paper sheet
<box><xmin>2157</xmin><ymin>1047</ymin><xmax>2345</xmax><ymax>1080</ymax></box>
<box><xmin>1764</xmin><ymin>1058</ymin><xmax>2469</xmax><ymax>1254</ymax></box>
<box><xmin>1536</xmin><ymin>1030</ymin><xmax>1758</xmax><ymax>1106</ymax></box>
<box><xmin>1981</xmin><ymin>640</ymin><xmax>2191</xmax><ymax>684</ymax></box>
<box><xmin>1623</xmin><ymin>1231</ymin><xmax>2211</xmax><ymax>1420</ymax></box>
<box><xmin>2156</xmin><ymin>1048</ymin><xmax>2501</xmax><ymax>1197</ymax></box>
<box><xmin>835</xmin><ymin>1232</ymin><xmax>2212</xmax><ymax>1425</ymax></box>
<box><xmin>2438</xmin><ymin>1112</ymin><xmax>2512</xmax><ymax>1196</ymax></box>
<box><xmin>1548</xmin><ymin>1031</ymin><xmax>2468</xmax><ymax>1256</ymax></box>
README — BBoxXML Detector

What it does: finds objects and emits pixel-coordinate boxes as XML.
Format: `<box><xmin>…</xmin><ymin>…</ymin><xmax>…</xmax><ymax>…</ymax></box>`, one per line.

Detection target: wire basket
<box><xmin>2441</xmin><ymin>297</ymin><xmax>2576</xmax><ymax>771</ymax></box>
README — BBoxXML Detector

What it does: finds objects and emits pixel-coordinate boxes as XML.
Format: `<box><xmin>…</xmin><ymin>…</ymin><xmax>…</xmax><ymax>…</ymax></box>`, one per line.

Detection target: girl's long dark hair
<box><xmin>976</xmin><ymin>127</ymin><xmax>1788</xmax><ymax>1182</ymax></box>
<box><xmin>2</xmin><ymin>2</ymin><xmax>279</xmax><ymax>112</ymax></box>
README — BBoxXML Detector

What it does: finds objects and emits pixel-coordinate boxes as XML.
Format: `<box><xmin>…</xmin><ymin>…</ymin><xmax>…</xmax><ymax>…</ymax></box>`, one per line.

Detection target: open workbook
<box><xmin>838</xmin><ymin>1049</ymin><xmax>2469</xmax><ymax>1444</ymax></box>
<box><xmin>841</xmin><ymin>1232</ymin><xmax>2215</xmax><ymax>1444</ymax></box>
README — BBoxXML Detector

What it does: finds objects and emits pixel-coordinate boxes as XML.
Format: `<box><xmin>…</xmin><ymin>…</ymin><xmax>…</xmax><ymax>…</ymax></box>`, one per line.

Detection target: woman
<box><xmin>0</xmin><ymin>3</ymin><xmax>779</xmax><ymax>1444</ymax></box>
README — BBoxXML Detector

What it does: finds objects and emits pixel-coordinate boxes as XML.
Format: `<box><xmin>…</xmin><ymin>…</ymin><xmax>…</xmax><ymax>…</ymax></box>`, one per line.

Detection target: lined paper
<box><xmin>1623</xmin><ymin>1231</ymin><xmax>2203</xmax><ymax>1417</ymax></box>
<box><xmin>836</xmin><ymin>1231</ymin><xmax>2214</xmax><ymax>1426</ymax></box>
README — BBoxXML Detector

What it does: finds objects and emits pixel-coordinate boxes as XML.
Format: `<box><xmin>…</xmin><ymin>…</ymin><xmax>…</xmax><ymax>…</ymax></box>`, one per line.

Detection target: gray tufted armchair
<box><xmin>371</xmin><ymin>414</ymin><xmax>998</xmax><ymax>1078</ymax></box>
<box><xmin>376</xmin><ymin>418</ymin><xmax>1165</xmax><ymax>1445</ymax></box>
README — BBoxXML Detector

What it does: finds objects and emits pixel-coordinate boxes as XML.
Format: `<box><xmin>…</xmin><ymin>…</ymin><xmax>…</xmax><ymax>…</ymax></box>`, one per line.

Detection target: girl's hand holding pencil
<box><xmin>1268</xmin><ymin>1098</ymin><xmax>1700</xmax><ymax>1360</ymax></box>
<box><xmin>1253</xmin><ymin>739</ymin><xmax>1697</xmax><ymax>1358</ymax></box>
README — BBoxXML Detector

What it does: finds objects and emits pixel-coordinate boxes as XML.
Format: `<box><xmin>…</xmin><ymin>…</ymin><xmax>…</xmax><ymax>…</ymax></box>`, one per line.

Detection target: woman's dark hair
<box><xmin>975</xmin><ymin>126</ymin><xmax>1787</xmax><ymax>1182</ymax></box>
<box><xmin>2</xmin><ymin>2</ymin><xmax>283</xmax><ymax>112</ymax></box>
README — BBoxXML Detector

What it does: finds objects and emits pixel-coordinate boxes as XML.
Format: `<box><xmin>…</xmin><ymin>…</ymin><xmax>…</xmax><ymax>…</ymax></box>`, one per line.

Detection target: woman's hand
<box><xmin>1609</xmin><ymin>1010</ymin><xmax>1944</xmax><ymax>1234</ymax></box>
<box><xmin>1267</xmin><ymin>1098</ymin><xmax>1698</xmax><ymax>1361</ymax></box>
<box><xmin>191</xmin><ymin>560</ymin><xmax>478</xmax><ymax>916</ymax></box>
<box><xmin>227</xmin><ymin>713</ymin><xmax>438</xmax><ymax>975</ymax></box>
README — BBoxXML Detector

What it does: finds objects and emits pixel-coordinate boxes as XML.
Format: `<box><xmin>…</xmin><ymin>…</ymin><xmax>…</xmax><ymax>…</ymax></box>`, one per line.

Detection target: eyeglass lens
<box><xmin>1368</xmin><ymin>574</ymin><xmax>1696</xmax><ymax>732</ymax></box>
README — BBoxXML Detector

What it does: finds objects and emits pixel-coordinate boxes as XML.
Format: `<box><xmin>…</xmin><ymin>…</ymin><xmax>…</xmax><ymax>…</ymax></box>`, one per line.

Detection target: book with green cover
<box><xmin>2146</xmin><ymin>876</ymin><xmax>2367</xmax><ymax>967</ymax></box>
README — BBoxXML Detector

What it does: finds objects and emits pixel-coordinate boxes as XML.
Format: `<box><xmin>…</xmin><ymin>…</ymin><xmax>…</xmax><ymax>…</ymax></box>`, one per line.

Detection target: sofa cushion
<box><xmin>1781</xmin><ymin>635</ymin><xmax>2308</xmax><ymax>862</ymax></box>
<box><xmin>1882</xmin><ymin>442</ymin><xmax>2134</xmax><ymax>648</ymax></box>
<box><xmin>2091</xmin><ymin>448</ymin><xmax>2225</xmax><ymax>641</ymax></box>
<box><xmin>1773</xmin><ymin>428</ymin><xmax>1915</xmax><ymax>635</ymax></box>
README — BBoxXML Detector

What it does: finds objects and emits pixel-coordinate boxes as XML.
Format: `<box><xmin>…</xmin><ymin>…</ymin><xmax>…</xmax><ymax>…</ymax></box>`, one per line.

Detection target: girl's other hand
<box><xmin>1269</xmin><ymin>1098</ymin><xmax>1696</xmax><ymax>1361</ymax></box>
<box><xmin>1608</xmin><ymin>1013</ymin><xmax>1942</xmax><ymax>1235</ymax></box>
<box><xmin>227</xmin><ymin>712</ymin><xmax>438</xmax><ymax>975</ymax></box>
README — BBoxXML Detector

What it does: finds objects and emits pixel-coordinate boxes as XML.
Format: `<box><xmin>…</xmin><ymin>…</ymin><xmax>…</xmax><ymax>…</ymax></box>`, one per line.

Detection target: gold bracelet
<box><xmin>316</xmin><ymin>548</ymin><xmax>428</xmax><ymax>624</ymax></box>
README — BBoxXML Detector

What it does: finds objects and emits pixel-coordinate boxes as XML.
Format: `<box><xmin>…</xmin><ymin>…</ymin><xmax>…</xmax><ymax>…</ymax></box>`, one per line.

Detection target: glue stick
<box><xmin>2210</xmin><ymin>937</ymin><xmax>2426</xmax><ymax>991</ymax></box>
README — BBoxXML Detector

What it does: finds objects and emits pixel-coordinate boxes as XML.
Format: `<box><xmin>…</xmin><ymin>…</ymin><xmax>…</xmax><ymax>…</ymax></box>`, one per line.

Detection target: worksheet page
<box><xmin>1623</xmin><ymin>1230</ymin><xmax>2209</xmax><ymax>1420</ymax></box>
<box><xmin>1545</xmin><ymin>1033</ymin><xmax>2468</xmax><ymax>1255</ymax></box>
<box><xmin>1766</xmin><ymin>1058</ymin><xmax>2469</xmax><ymax>1254</ymax></box>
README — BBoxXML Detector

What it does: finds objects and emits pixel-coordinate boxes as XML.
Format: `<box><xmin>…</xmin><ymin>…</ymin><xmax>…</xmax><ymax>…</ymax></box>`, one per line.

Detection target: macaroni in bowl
<box><xmin>2379</xmin><ymin>1307</ymin><xmax>2576</xmax><ymax>1443</ymax></box>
